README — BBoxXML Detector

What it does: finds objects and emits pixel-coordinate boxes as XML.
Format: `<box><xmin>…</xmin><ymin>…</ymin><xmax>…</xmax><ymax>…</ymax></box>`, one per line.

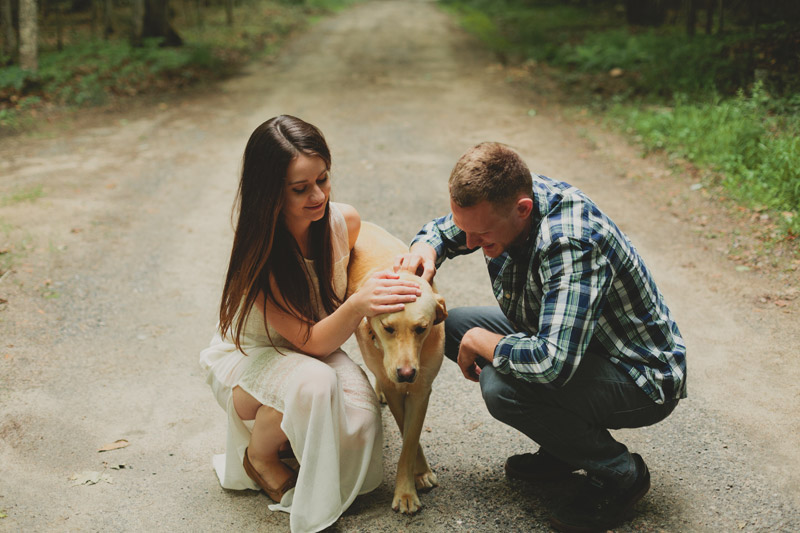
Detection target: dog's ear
<box><xmin>433</xmin><ymin>293</ymin><xmax>448</xmax><ymax>325</ymax></box>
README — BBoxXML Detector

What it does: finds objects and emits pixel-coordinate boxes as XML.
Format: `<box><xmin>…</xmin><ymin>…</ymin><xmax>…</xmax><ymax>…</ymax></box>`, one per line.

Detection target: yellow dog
<box><xmin>347</xmin><ymin>221</ymin><xmax>446</xmax><ymax>514</ymax></box>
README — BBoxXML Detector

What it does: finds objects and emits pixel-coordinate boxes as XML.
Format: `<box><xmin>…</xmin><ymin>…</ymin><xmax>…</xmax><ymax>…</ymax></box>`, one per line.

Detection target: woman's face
<box><xmin>282</xmin><ymin>153</ymin><xmax>331</xmax><ymax>226</ymax></box>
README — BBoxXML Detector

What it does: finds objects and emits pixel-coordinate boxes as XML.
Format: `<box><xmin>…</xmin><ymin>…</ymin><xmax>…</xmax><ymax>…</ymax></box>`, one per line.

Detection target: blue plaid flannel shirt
<box><xmin>412</xmin><ymin>174</ymin><xmax>687</xmax><ymax>404</ymax></box>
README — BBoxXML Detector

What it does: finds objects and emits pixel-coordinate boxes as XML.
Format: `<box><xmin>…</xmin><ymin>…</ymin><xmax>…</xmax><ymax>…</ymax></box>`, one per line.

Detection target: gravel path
<box><xmin>1</xmin><ymin>1</ymin><xmax>798</xmax><ymax>531</ymax></box>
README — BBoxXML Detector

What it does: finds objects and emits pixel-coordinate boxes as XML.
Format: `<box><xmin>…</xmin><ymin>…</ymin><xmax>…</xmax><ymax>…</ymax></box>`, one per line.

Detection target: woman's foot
<box><xmin>243</xmin><ymin>447</ymin><xmax>298</xmax><ymax>502</ymax></box>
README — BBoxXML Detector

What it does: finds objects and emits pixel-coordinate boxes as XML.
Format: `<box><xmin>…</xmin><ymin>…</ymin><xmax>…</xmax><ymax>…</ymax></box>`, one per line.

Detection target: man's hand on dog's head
<box><xmin>393</xmin><ymin>243</ymin><xmax>437</xmax><ymax>284</ymax></box>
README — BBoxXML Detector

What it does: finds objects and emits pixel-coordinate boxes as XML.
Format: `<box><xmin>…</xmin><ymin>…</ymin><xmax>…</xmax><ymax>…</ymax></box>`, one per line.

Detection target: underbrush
<box><xmin>0</xmin><ymin>0</ymin><xmax>356</xmax><ymax>133</ymax></box>
<box><xmin>441</xmin><ymin>0</ymin><xmax>800</xmax><ymax>239</ymax></box>
<box><xmin>610</xmin><ymin>84</ymin><xmax>800</xmax><ymax>235</ymax></box>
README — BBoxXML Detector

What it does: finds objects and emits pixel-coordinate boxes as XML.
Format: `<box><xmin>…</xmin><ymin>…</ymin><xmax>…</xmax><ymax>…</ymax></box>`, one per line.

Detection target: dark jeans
<box><xmin>445</xmin><ymin>306</ymin><xmax>678</xmax><ymax>485</ymax></box>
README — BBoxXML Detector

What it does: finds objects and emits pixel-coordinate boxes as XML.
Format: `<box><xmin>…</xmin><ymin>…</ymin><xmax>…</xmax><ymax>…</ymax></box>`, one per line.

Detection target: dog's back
<box><xmin>347</xmin><ymin>221</ymin><xmax>408</xmax><ymax>295</ymax></box>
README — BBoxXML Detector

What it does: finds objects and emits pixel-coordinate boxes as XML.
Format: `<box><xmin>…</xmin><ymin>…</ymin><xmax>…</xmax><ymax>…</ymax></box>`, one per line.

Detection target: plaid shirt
<box><xmin>412</xmin><ymin>174</ymin><xmax>687</xmax><ymax>404</ymax></box>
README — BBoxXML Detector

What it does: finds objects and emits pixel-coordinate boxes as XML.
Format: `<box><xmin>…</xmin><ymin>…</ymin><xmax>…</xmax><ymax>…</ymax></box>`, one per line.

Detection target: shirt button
<box><xmin>504</xmin><ymin>293</ymin><xmax>511</xmax><ymax>299</ymax></box>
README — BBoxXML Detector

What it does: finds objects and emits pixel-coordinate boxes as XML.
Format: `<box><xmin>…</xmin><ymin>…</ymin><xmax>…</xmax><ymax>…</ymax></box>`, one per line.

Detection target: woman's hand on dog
<box><xmin>353</xmin><ymin>271</ymin><xmax>421</xmax><ymax>317</ymax></box>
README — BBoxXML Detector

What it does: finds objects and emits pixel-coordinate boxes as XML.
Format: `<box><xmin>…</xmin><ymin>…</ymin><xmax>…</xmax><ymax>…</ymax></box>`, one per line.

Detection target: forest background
<box><xmin>1</xmin><ymin>0</ymin><xmax>798</xmax><ymax>275</ymax></box>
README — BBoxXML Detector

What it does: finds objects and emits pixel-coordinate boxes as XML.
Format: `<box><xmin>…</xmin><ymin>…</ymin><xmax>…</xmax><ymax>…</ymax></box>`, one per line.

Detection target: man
<box><xmin>395</xmin><ymin>142</ymin><xmax>686</xmax><ymax>532</ymax></box>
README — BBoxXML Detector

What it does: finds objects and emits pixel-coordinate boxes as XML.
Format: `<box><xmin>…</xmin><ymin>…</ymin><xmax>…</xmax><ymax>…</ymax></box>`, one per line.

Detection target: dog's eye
<box><xmin>414</xmin><ymin>326</ymin><xmax>426</xmax><ymax>335</ymax></box>
<box><xmin>383</xmin><ymin>326</ymin><xmax>395</xmax><ymax>334</ymax></box>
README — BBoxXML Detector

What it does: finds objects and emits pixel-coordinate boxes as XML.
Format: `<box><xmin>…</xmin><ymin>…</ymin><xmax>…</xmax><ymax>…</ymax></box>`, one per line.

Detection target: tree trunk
<box><xmin>141</xmin><ymin>0</ymin><xmax>182</xmax><ymax>47</ymax></box>
<box><xmin>131</xmin><ymin>0</ymin><xmax>144</xmax><ymax>46</ymax></box>
<box><xmin>56</xmin><ymin>2</ymin><xmax>63</xmax><ymax>50</ymax></box>
<box><xmin>103</xmin><ymin>0</ymin><xmax>114</xmax><ymax>40</ymax></box>
<box><xmin>1</xmin><ymin>0</ymin><xmax>17</xmax><ymax>61</ymax></box>
<box><xmin>625</xmin><ymin>0</ymin><xmax>667</xmax><ymax>27</ymax></box>
<box><xmin>686</xmin><ymin>0</ymin><xmax>697</xmax><ymax>37</ymax></box>
<box><xmin>90</xmin><ymin>0</ymin><xmax>97</xmax><ymax>38</ymax></box>
<box><xmin>194</xmin><ymin>0</ymin><xmax>203</xmax><ymax>29</ymax></box>
<box><xmin>103</xmin><ymin>0</ymin><xmax>113</xmax><ymax>38</ymax></box>
<box><xmin>225</xmin><ymin>0</ymin><xmax>233</xmax><ymax>27</ymax></box>
<box><xmin>705</xmin><ymin>0</ymin><xmax>714</xmax><ymax>34</ymax></box>
<box><xmin>19</xmin><ymin>0</ymin><xmax>38</xmax><ymax>72</ymax></box>
<box><xmin>717</xmin><ymin>0</ymin><xmax>724</xmax><ymax>34</ymax></box>
<box><xmin>749</xmin><ymin>0</ymin><xmax>759</xmax><ymax>32</ymax></box>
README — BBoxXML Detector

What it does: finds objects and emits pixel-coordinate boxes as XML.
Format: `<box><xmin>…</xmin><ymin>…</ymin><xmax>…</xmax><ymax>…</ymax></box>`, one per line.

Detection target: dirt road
<box><xmin>2</xmin><ymin>1</ymin><xmax>799</xmax><ymax>531</ymax></box>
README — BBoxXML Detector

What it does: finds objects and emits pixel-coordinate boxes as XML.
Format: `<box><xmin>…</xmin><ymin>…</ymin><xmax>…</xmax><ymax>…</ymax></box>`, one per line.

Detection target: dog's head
<box><xmin>367</xmin><ymin>272</ymin><xmax>447</xmax><ymax>385</ymax></box>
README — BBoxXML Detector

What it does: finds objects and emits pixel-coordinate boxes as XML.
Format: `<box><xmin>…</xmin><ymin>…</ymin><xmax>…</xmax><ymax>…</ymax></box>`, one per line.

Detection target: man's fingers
<box><xmin>459</xmin><ymin>364</ymin><xmax>479</xmax><ymax>382</ymax></box>
<box><xmin>421</xmin><ymin>264</ymin><xmax>436</xmax><ymax>284</ymax></box>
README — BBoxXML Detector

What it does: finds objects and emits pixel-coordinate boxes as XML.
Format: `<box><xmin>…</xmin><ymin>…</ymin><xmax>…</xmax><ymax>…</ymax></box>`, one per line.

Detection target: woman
<box><xmin>199</xmin><ymin>115</ymin><xmax>420</xmax><ymax>532</ymax></box>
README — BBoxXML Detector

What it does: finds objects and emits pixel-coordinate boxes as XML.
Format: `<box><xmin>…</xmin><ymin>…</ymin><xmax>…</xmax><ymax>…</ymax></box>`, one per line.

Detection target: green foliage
<box><xmin>0</xmin><ymin>0</ymin><xmax>355</xmax><ymax>132</ymax></box>
<box><xmin>441</xmin><ymin>0</ymin><xmax>619</xmax><ymax>62</ymax></box>
<box><xmin>612</xmin><ymin>84</ymin><xmax>800</xmax><ymax>234</ymax></box>
<box><xmin>441</xmin><ymin>0</ymin><xmax>765</xmax><ymax>98</ymax></box>
<box><xmin>0</xmin><ymin>38</ymin><xmax>223</xmax><ymax>127</ymax></box>
<box><xmin>443</xmin><ymin>0</ymin><xmax>800</xmax><ymax>237</ymax></box>
<box><xmin>458</xmin><ymin>6</ymin><xmax>511</xmax><ymax>55</ymax></box>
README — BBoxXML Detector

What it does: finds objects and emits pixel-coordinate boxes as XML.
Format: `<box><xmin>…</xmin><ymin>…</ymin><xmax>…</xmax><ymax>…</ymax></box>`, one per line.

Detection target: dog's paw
<box><xmin>373</xmin><ymin>384</ymin><xmax>387</xmax><ymax>404</ymax></box>
<box><xmin>392</xmin><ymin>489</ymin><xmax>421</xmax><ymax>514</ymax></box>
<box><xmin>415</xmin><ymin>470</ymin><xmax>438</xmax><ymax>491</ymax></box>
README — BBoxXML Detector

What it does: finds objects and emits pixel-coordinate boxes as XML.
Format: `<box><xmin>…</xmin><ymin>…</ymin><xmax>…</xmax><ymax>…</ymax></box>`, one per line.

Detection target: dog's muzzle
<box><xmin>396</xmin><ymin>367</ymin><xmax>417</xmax><ymax>383</ymax></box>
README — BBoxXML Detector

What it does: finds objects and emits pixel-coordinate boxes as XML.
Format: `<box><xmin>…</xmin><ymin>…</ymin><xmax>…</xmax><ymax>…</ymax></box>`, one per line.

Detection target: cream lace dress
<box><xmin>199</xmin><ymin>203</ymin><xmax>383</xmax><ymax>533</ymax></box>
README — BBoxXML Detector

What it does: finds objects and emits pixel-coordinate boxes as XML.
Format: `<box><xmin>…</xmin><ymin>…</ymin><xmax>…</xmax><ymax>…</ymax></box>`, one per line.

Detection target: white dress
<box><xmin>199</xmin><ymin>203</ymin><xmax>383</xmax><ymax>533</ymax></box>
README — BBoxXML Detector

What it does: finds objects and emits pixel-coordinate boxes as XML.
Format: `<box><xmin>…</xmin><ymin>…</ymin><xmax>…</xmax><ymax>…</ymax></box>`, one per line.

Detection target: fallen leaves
<box><xmin>69</xmin><ymin>471</ymin><xmax>113</xmax><ymax>486</ymax></box>
<box><xmin>98</xmin><ymin>439</ymin><xmax>129</xmax><ymax>452</ymax></box>
<box><xmin>68</xmin><ymin>440</ymin><xmax>131</xmax><ymax>487</ymax></box>
<box><xmin>756</xmin><ymin>290</ymin><xmax>797</xmax><ymax>311</ymax></box>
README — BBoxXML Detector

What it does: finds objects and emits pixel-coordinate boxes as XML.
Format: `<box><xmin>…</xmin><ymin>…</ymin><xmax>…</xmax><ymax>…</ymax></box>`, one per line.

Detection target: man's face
<box><xmin>450</xmin><ymin>198</ymin><xmax>531</xmax><ymax>258</ymax></box>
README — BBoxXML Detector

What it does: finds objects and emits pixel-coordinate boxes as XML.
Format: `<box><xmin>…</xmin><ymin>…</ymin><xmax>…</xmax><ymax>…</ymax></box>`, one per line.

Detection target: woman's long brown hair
<box><xmin>218</xmin><ymin>115</ymin><xmax>342</xmax><ymax>353</ymax></box>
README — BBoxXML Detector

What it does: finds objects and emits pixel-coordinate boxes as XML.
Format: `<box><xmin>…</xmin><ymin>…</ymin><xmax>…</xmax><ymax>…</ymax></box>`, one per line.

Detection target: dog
<box><xmin>346</xmin><ymin>221</ymin><xmax>446</xmax><ymax>514</ymax></box>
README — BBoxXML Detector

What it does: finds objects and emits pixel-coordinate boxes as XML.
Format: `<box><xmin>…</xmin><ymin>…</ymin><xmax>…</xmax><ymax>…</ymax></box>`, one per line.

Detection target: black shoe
<box><xmin>504</xmin><ymin>449</ymin><xmax>576</xmax><ymax>482</ymax></box>
<box><xmin>549</xmin><ymin>453</ymin><xmax>651</xmax><ymax>533</ymax></box>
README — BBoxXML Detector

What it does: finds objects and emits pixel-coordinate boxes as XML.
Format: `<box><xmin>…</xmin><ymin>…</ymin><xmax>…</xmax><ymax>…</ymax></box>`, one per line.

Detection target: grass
<box><xmin>441</xmin><ymin>0</ymin><xmax>800</xmax><ymax>238</ymax></box>
<box><xmin>1</xmin><ymin>185</ymin><xmax>44</xmax><ymax>206</ymax></box>
<box><xmin>608</xmin><ymin>84</ymin><xmax>800</xmax><ymax>235</ymax></box>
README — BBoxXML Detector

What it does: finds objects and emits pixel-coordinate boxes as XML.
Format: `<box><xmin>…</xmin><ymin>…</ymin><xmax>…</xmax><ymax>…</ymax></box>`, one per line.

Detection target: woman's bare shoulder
<box><xmin>333</xmin><ymin>202</ymin><xmax>361</xmax><ymax>249</ymax></box>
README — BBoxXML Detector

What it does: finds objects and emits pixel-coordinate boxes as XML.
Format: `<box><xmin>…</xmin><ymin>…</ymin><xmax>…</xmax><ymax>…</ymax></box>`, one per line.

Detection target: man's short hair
<box><xmin>449</xmin><ymin>142</ymin><xmax>532</xmax><ymax>208</ymax></box>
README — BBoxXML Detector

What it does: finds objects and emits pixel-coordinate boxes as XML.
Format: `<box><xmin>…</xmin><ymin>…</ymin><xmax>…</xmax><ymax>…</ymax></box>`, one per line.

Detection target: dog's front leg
<box><xmin>413</xmin><ymin>436</ymin><xmax>438</xmax><ymax>491</ymax></box>
<box><xmin>405</xmin><ymin>389</ymin><xmax>437</xmax><ymax>491</ymax></box>
<box><xmin>382</xmin><ymin>388</ymin><xmax>421</xmax><ymax>514</ymax></box>
<box><xmin>394</xmin><ymin>388</ymin><xmax>434</xmax><ymax>514</ymax></box>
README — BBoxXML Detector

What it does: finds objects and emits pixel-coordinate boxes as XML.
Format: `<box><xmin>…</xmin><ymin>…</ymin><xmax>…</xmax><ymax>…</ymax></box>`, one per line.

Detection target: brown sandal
<box><xmin>243</xmin><ymin>447</ymin><xmax>298</xmax><ymax>503</ymax></box>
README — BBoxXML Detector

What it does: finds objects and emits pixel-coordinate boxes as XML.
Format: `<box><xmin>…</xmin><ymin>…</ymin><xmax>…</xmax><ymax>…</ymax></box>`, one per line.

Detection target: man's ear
<box><xmin>433</xmin><ymin>293</ymin><xmax>448</xmax><ymax>325</ymax></box>
<box><xmin>516</xmin><ymin>196</ymin><xmax>534</xmax><ymax>219</ymax></box>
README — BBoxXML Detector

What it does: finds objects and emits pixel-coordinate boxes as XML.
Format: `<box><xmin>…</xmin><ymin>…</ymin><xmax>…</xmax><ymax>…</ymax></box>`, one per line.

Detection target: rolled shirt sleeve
<box><xmin>411</xmin><ymin>213</ymin><xmax>476</xmax><ymax>267</ymax></box>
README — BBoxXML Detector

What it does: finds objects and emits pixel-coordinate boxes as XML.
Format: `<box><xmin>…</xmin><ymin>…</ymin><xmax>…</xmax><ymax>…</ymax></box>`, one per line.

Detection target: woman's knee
<box><xmin>232</xmin><ymin>385</ymin><xmax>261</xmax><ymax>421</ymax></box>
<box><xmin>297</xmin><ymin>363</ymin><xmax>339</xmax><ymax>403</ymax></box>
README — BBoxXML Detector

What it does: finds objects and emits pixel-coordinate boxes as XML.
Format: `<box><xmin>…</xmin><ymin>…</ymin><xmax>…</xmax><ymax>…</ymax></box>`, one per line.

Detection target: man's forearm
<box><xmin>462</xmin><ymin>328</ymin><xmax>504</xmax><ymax>363</ymax></box>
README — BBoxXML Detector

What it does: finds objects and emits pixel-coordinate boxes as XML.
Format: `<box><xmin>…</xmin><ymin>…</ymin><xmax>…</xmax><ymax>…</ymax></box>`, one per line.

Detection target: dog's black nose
<box><xmin>396</xmin><ymin>367</ymin><xmax>417</xmax><ymax>383</ymax></box>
